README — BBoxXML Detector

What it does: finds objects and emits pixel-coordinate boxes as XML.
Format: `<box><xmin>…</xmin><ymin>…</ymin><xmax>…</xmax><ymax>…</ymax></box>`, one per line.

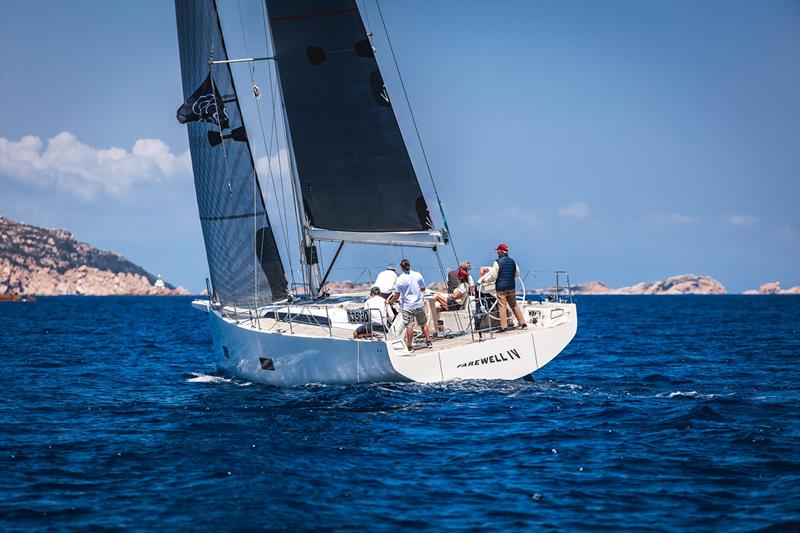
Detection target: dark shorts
<box><xmin>446</xmin><ymin>298</ymin><xmax>463</xmax><ymax>311</ymax></box>
<box><xmin>355</xmin><ymin>323</ymin><xmax>386</xmax><ymax>335</ymax></box>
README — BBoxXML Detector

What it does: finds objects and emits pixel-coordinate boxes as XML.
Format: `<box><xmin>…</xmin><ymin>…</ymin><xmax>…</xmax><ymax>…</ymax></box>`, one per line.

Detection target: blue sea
<box><xmin>1</xmin><ymin>295</ymin><xmax>798</xmax><ymax>531</ymax></box>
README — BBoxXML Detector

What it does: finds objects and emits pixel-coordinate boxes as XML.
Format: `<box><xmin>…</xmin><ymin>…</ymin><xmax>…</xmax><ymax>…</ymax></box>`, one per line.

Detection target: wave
<box><xmin>655</xmin><ymin>391</ymin><xmax>732</xmax><ymax>399</ymax></box>
<box><xmin>185</xmin><ymin>372</ymin><xmax>252</xmax><ymax>386</ymax></box>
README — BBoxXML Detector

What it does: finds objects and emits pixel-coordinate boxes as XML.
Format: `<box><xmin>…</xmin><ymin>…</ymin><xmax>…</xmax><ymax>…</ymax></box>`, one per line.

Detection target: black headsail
<box><xmin>266</xmin><ymin>0</ymin><xmax>433</xmax><ymax>233</ymax></box>
<box><xmin>175</xmin><ymin>0</ymin><xmax>288</xmax><ymax>307</ymax></box>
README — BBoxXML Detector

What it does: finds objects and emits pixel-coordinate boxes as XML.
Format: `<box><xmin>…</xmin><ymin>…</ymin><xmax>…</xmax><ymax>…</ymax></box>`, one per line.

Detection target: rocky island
<box><xmin>568</xmin><ymin>274</ymin><xmax>727</xmax><ymax>295</ymax></box>
<box><xmin>0</xmin><ymin>216</ymin><xmax>188</xmax><ymax>296</ymax></box>
<box><xmin>743</xmin><ymin>282</ymin><xmax>800</xmax><ymax>295</ymax></box>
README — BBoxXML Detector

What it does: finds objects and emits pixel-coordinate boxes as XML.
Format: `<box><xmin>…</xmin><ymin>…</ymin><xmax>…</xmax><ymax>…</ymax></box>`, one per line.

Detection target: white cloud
<box><xmin>255</xmin><ymin>149</ymin><xmax>292</xmax><ymax>184</ymax></box>
<box><xmin>667</xmin><ymin>213</ymin><xmax>698</xmax><ymax>224</ymax></box>
<box><xmin>558</xmin><ymin>201</ymin><xmax>589</xmax><ymax>220</ymax></box>
<box><xmin>727</xmin><ymin>214</ymin><xmax>758</xmax><ymax>227</ymax></box>
<box><xmin>0</xmin><ymin>132</ymin><xmax>191</xmax><ymax>200</ymax></box>
<box><xmin>647</xmin><ymin>213</ymin><xmax>700</xmax><ymax>224</ymax></box>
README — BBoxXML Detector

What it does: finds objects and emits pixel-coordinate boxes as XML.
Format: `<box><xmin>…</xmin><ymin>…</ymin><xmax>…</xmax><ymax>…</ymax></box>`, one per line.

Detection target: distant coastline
<box><xmin>564</xmin><ymin>276</ymin><xmax>798</xmax><ymax>296</ymax></box>
<box><xmin>1</xmin><ymin>216</ymin><xmax>188</xmax><ymax>297</ymax></box>
<box><xmin>1</xmin><ymin>215</ymin><xmax>797</xmax><ymax>297</ymax></box>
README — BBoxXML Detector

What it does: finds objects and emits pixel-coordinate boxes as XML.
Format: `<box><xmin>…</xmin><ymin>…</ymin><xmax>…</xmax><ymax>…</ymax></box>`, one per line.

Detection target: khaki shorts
<box><xmin>402</xmin><ymin>307</ymin><xmax>427</xmax><ymax>327</ymax></box>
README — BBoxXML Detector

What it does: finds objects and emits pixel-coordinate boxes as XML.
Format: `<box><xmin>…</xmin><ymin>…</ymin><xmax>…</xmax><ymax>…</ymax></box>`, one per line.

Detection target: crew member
<box><xmin>354</xmin><ymin>286</ymin><xmax>392</xmax><ymax>339</ymax></box>
<box><xmin>374</xmin><ymin>263</ymin><xmax>398</xmax><ymax>299</ymax></box>
<box><xmin>389</xmin><ymin>259</ymin><xmax>432</xmax><ymax>351</ymax></box>
<box><xmin>485</xmin><ymin>243</ymin><xmax>527</xmax><ymax>332</ymax></box>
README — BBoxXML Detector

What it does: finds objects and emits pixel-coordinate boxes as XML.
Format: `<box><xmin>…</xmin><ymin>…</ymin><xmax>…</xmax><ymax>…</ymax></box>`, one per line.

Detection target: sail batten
<box><xmin>176</xmin><ymin>0</ymin><xmax>288</xmax><ymax>308</ymax></box>
<box><xmin>265</xmin><ymin>0</ymin><xmax>433</xmax><ymax>234</ymax></box>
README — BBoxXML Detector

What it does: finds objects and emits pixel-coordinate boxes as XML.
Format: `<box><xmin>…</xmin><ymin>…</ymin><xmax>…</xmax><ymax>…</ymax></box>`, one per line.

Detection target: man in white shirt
<box><xmin>354</xmin><ymin>286</ymin><xmax>392</xmax><ymax>338</ymax></box>
<box><xmin>374</xmin><ymin>264</ymin><xmax>398</xmax><ymax>299</ymax></box>
<box><xmin>389</xmin><ymin>259</ymin><xmax>432</xmax><ymax>351</ymax></box>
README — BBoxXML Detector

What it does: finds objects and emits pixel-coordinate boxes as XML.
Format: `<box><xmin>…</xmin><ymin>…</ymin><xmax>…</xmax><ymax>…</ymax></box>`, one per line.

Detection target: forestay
<box><xmin>175</xmin><ymin>0</ymin><xmax>288</xmax><ymax>308</ymax></box>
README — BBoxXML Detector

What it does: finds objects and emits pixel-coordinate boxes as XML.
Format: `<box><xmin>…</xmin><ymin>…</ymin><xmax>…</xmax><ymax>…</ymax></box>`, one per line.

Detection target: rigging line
<box><xmin>259</xmin><ymin>1</ymin><xmax>306</xmax><ymax>294</ymax></box>
<box><xmin>208</xmin><ymin>58</ymin><xmax>233</xmax><ymax>197</ymax></box>
<box><xmin>272</xmin><ymin>64</ymin><xmax>308</xmax><ymax>293</ymax></box>
<box><xmin>237</xmin><ymin>0</ymin><xmax>297</xmax><ymax>295</ymax></box>
<box><xmin>375</xmin><ymin>0</ymin><xmax>460</xmax><ymax>266</ymax></box>
<box><xmin>259</xmin><ymin>4</ymin><xmax>297</xmax><ymax>282</ymax></box>
<box><xmin>234</xmin><ymin>1</ymin><xmax>260</xmax><ymax>310</ymax></box>
<box><xmin>213</xmin><ymin>4</ymin><xmax>269</xmax><ymax>309</ymax></box>
<box><xmin>263</xmin><ymin>89</ymin><xmax>297</xmax><ymax>290</ymax></box>
<box><xmin>434</xmin><ymin>246</ymin><xmax>465</xmax><ymax>332</ymax></box>
<box><xmin>243</xmin><ymin>0</ymin><xmax>295</xmax><ymax>294</ymax></box>
<box><xmin>253</xmin><ymin>159</ymin><xmax>259</xmax><ymax>309</ymax></box>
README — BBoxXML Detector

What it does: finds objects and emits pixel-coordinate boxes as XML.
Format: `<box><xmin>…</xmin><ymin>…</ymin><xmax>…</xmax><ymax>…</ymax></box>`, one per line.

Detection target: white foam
<box><xmin>656</xmin><ymin>391</ymin><xmax>731</xmax><ymax>399</ymax></box>
<box><xmin>664</xmin><ymin>391</ymin><xmax>699</xmax><ymax>398</ymax></box>
<box><xmin>186</xmin><ymin>373</ymin><xmax>252</xmax><ymax>386</ymax></box>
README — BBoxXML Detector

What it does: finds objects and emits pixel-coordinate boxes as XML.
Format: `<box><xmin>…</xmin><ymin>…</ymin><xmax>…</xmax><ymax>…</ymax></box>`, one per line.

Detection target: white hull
<box><xmin>194</xmin><ymin>298</ymin><xmax>577</xmax><ymax>386</ymax></box>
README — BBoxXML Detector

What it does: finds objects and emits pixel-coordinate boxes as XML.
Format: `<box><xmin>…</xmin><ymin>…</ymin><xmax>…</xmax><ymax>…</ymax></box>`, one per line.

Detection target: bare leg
<box><xmin>422</xmin><ymin>324</ymin><xmax>431</xmax><ymax>342</ymax></box>
<box><xmin>431</xmin><ymin>304</ymin><xmax>442</xmax><ymax>331</ymax></box>
<box><xmin>406</xmin><ymin>326</ymin><xmax>414</xmax><ymax>349</ymax></box>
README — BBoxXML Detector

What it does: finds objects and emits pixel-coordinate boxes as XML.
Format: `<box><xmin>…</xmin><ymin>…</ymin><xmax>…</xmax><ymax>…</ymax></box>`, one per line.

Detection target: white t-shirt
<box><xmin>374</xmin><ymin>269</ymin><xmax>397</xmax><ymax>294</ymax></box>
<box><xmin>364</xmin><ymin>295</ymin><xmax>391</xmax><ymax>326</ymax></box>
<box><xmin>395</xmin><ymin>270</ymin><xmax>426</xmax><ymax>310</ymax></box>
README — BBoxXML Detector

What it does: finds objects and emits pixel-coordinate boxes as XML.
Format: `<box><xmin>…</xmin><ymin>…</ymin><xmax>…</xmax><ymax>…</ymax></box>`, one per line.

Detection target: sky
<box><xmin>1</xmin><ymin>0</ymin><xmax>798</xmax><ymax>293</ymax></box>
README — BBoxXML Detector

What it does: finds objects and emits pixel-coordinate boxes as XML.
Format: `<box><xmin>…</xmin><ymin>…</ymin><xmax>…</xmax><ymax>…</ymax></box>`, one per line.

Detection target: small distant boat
<box><xmin>175</xmin><ymin>0</ymin><xmax>577</xmax><ymax>385</ymax></box>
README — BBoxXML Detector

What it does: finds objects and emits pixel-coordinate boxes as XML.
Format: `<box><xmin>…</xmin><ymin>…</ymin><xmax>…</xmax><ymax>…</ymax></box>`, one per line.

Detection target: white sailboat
<box><xmin>175</xmin><ymin>0</ymin><xmax>577</xmax><ymax>386</ymax></box>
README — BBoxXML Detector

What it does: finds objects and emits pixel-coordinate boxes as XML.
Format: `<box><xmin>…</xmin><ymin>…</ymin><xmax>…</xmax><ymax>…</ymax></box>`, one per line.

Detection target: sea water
<box><xmin>1</xmin><ymin>295</ymin><xmax>798</xmax><ymax>530</ymax></box>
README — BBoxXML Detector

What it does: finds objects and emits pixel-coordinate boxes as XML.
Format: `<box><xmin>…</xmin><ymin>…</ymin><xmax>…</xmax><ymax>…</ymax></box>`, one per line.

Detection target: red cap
<box><xmin>496</xmin><ymin>243</ymin><xmax>509</xmax><ymax>252</ymax></box>
<box><xmin>456</xmin><ymin>268</ymin><xmax>468</xmax><ymax>279</ymax></box>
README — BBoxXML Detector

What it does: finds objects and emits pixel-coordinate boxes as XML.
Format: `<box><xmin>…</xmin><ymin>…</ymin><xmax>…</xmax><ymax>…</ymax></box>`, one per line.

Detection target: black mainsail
<box><xmin>266</xmin><ymin>0</ymin><xmax>433</xmax><ymax>234</ymax></box>
<box><xmin>175</xmin><ymin>0</ymin><xmax>288</xmax><ymax>307</ymax></box>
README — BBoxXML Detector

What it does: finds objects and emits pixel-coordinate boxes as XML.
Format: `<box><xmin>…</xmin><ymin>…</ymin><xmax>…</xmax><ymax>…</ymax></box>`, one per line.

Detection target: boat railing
<box><xmin>522</xmin><ymin>270</ymin><xmax>573</xmax><ymax>303</ymax></box>
<box><xmin>268</xmin><ymin>303</ymin><xmax>332</xmax><ymax>333</ymax></box>
<box><xmin>260</xmin><ymin>301</ymin><xmax>391</xmax><ymax>341</ymax></box>
<box><xmin>464</xmin><ymin>271</ymin><xmax>573</xmax><ymax>342</ymax></box>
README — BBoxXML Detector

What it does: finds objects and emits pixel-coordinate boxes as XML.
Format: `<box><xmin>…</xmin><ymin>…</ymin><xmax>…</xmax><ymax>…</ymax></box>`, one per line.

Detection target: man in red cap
<box><xmin>480</xmin><ymin>243</ymin><xmax>527</xmax><ymax>332</ymax></box>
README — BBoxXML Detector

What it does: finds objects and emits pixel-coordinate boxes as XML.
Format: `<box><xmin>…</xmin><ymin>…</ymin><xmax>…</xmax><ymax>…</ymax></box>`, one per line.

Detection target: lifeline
<box><xmin>457</xmin><ymin>348</ymin><xmax>522</xmax><ymax>368</ymax></box>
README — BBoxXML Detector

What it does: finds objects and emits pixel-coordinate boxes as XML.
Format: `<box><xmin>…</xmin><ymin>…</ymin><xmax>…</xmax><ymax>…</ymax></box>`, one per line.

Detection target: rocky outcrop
<box><xmin>0</xmin><ymin>215</ymin><xmax>188</xmax><ymax>296</ymax></box>
<box><xmin>743</xmin><ymin>282</ymin><xmax>800</xmax><ymax>295</ymax></box>
<box><xmin>570</xmin><ymin>281</ymin><xmax>613</xmax><ymax>295</ymax></box>
<box><xmin>614</xmin><ymin>274</ymin><xmax>726</xmax><ymax>295</ymax></box>
<box><xmin>553</xmin><ymin>274</ymin><xmax>727</xmax><ymax>295</ymax></box>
